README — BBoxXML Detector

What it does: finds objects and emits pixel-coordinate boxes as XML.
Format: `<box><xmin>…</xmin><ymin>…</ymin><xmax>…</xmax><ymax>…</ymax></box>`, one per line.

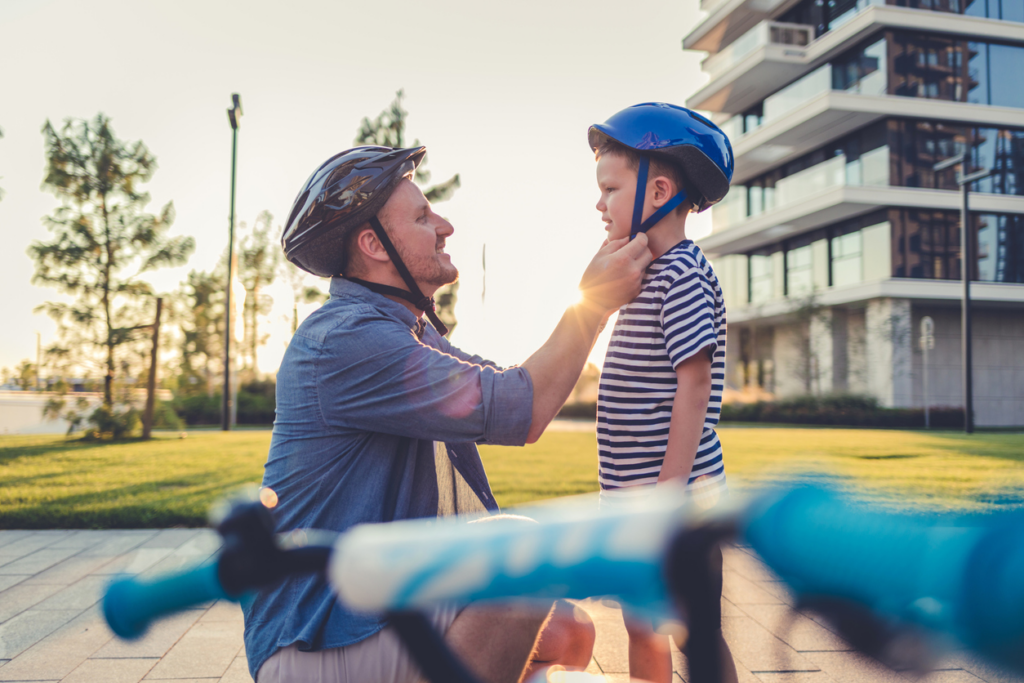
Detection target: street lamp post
<box><xmin>933</xmin><ymin>141</ymin><xmax>990</xmax><ymax>434</ymax></box>
<box><xmin>223</xmin><ymin>94</ymin><xmax>242</xmax><ymax>431</ymax></box>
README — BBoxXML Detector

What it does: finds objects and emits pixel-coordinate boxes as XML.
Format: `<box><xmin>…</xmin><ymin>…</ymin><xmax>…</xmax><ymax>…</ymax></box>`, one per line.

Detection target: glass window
<box><xmin>749</xmin><ymin>254</ymin><xmax>775</xmax><ymax>303</ymax></box>
<box><xmin>786</xmin><ymin>245</ymin><xmax>815</xmax><ymax>296</ymax></box>
<box><xmin>833</xmin><ymin>37</ymin><xmax>888</xmax><ymax>95</ymax></box>
<box><xmin>988</xmin><ymin>44</ymin><xmax>1024</xmax><ymax>109</ymax></box>
<box><xmin>1001</xmin><ymin>0</ymin><xmax>1024</xmax><ymax>22</ymax></box>
<box><xmin>976</xmin><ymin>213</ymin><xmax>1024</xmax><ymax>282</ymax></box>
<box><xmin>890</xmin><ymin>209</ymin><xmax>1024</xmax><ymax>281</ymax></box>
<box><xmin>831</xmin><ymin>231</ymin><xmax>864</xmax><ymax>287</ymax></box>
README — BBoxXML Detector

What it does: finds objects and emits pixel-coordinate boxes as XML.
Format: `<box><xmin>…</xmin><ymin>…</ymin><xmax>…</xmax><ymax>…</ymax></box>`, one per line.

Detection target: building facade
<box><xmin>686</xmin><ymin>0</ymin><xmax>1024</xmax><ymax>425</ymax></box>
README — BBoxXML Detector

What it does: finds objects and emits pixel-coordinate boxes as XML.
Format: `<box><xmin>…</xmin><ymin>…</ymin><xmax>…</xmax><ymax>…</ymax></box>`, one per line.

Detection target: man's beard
<box><xmin>395</xmin><ymin>243</ymin><xmax>459</xmax><ymax>288</ymax></box>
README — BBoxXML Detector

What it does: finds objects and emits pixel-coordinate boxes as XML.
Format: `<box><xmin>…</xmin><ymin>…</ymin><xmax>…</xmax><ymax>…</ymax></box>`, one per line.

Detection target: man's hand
<box><xmin>520</xmin><ymin>235</ymin><xmax>652</xmax><ymax>443</ymax></box>
<box><xmin>578</xmin><ymin>234</ymin><xmax>653</xmax><ymax>316</ymax></box>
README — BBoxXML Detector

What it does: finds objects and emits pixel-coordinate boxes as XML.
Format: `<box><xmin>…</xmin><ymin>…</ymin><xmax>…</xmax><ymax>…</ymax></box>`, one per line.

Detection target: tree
<box><xmin>281</xmin><ymin>261</ymin><xmax>328</xmax><ymax>335</ymax></box>
<box><xmin>30</xmin><ymin>114</ymin><xmax>194</xmax><ymax>434</ymax></box>
<box><xmin>238</xmin><ymin>211</ymin><xmax>279</xmax><ymax>380</ymax></box>
<box><xmin>355</xmin><ymin>90</ymin><xmax>461</xmax><ymax>335</ymax></box>
<box><xmin>1</xmin><ymin>360</ymin><xmax>36</xmax><ymax>390</ymax></box>
<box><xmin>173</xmin><ymin>267</ymin><xmax>226</xmax><ymax>396</ymax></box>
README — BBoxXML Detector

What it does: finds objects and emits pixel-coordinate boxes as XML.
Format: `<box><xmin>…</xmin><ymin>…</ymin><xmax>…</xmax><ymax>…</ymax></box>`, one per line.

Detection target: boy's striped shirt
<box><xmin>597</xmin><ymin>239</ymin><xmax>727</xmax><ymax>495</ymax></box>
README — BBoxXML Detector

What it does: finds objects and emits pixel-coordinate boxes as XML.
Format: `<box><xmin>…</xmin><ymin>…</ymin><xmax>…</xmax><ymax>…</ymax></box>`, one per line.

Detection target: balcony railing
<box><xmin>701</xmin><ymin>21</ymin><xmax>812</xmax><ymax>79</ymax></box>
<box><xmin>711</xmin><ymin>148</ymin><xmax>890</xmax><ymax>232</ymax></box>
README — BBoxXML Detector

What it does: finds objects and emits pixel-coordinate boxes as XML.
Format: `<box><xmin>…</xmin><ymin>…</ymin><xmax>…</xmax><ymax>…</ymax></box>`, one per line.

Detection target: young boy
<box><xmin>590</xmin><ymin>103</ymin><xmax>737</xmax><ymax>683</ymax></box>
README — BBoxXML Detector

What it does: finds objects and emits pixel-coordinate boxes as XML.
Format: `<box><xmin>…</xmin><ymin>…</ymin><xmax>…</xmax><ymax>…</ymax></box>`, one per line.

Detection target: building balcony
<box><xmin>686</xmin><ymin>4</ymin><xmax>1024</xmax><ymax>115</ymax></box>
<box><xmin>726</xmin><ymin>88</ymin><xmax>1024</xmax><ymax>185</ymax></box>
<box><xmin>687</xmin><ymin>0</ymin><xmax>797</xmax><ymax>54</ymax></box>
<box><xmin>701</xmin><ymin>21</ymin><xmax>812</xmax><ymax>80</ymax></box>
<box><xmin>725</xmin><ymin>278</ymin><xmax>1024</xmax><ymax>324</ymax></box>
<box><xmin>703</xmin><ymin>179</ymin><xmax>1024</xmax><ymax>256</ymax></box>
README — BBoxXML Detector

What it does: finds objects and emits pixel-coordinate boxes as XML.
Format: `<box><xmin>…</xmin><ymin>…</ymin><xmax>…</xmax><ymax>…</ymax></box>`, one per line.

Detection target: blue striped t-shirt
<box><xmin>597</xmin><ymin>239</ymin><xmax>727</xmax><ymax>494</ymax></box>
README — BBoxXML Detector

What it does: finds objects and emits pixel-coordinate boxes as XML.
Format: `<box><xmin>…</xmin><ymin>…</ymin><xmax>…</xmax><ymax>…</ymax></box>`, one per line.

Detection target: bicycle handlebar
<box><xmin>104</xmin><ymin>561</ymin><xmax>231</xmax><ymax>639</ymax></box>
<box><xmin>100</xmin><ymin>485</ymin><xmax>1024</xmax><ymax>675</ymax></box>
<box><xmin>744</xmin><ymin>487</ymin><xmax>1024</xmax><ymax>672</ymax></box>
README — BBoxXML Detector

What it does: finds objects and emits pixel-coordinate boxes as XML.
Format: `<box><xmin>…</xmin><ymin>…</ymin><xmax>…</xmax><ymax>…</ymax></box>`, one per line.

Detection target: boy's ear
<box><xmin>649</xmin><ymin>175</ymin><xmax>677</xmax><ymax>208</ymax></box>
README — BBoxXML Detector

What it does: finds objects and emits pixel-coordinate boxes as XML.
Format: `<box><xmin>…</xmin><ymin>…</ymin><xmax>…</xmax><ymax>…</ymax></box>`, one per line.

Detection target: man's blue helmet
<box><xmin>589</xmin><ymin>102</ymin><xmax>734</xmax><ymax>237</ymax></box>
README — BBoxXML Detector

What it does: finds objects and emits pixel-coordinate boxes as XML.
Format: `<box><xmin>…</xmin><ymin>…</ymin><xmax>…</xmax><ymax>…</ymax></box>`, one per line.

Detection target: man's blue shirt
<box><xmin>242</xmin><ymin>277</ymin><xmax>534</xmax><ymax>678</ymax></box>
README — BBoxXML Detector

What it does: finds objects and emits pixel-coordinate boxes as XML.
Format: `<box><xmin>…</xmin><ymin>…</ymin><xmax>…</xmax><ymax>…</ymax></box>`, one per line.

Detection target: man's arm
<box><xmin>520</xmin><ymin>235</ymin><xmax>652</xmax><ymax>443</ymax></box>
<box><xmin>658</xmin><ymin>349</ymin><xmax>713</xmax><ymax>484</ymax></box>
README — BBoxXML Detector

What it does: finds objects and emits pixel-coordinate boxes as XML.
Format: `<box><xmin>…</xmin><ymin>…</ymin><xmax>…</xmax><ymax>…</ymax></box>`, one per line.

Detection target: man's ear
<box><xmin>354</xmin><ymin>226</ymin><xmax>391</xmax><ymax>265</ymax></box>
<box><xmin>649</xmin><ymin>175</ymin><xmax>676</xmax><ymax>208</ymax></box>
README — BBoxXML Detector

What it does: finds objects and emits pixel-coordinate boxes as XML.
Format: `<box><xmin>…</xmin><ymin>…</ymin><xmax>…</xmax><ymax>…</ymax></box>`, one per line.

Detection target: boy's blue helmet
<box><xmin>589</xmin><ymin>102</ymin><xmax>734</xmax><ymax>238</ymax></box>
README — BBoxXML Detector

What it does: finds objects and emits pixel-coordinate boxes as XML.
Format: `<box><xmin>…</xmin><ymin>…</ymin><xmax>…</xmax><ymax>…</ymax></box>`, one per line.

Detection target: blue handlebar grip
<box><xmin>103</xmin><ymin>561</ymin><xmax>231</xmax><ymax>639</ymax></box>
<box><xmin>743</xmin><ymin>487</ymin><xmax>1024</xmax><ymax>671</ymax></box>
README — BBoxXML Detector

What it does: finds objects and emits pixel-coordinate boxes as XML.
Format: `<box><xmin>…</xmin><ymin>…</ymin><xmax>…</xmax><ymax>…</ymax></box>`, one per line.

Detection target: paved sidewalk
<box><xmin>1</xmin><ymin>529</ymin><xmax>1021</xmax><ymax>683</ymax></box>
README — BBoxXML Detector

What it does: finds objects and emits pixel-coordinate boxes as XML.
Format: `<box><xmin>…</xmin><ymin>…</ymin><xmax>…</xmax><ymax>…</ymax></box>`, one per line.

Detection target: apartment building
<box><xmin>687</xmin><ymin>0</ymin><xmax>1024</xmax><ymax>425</ymax></box>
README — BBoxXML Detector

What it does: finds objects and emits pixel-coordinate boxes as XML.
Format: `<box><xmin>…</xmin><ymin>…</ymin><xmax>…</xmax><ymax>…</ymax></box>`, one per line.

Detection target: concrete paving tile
<box><xmin>723</xmin><ymin>547</ymin><xmax>779</xmax><ymax>583</ymax></box>
<box><xmin>33</xmin><ymin>575</ymin><xmax>107</xmax><ymax>611</ymax></box>
<box><xmin>585</xmin><ymin>658</ymin><xmax>602</xmax><ymax>674</ymax></box>
<box><xmin>138</xmin><ymin>535</ymin><xmax>221</xmax><ymax>580</ymax></box>
<box><xmin>0</xmin><ymin>607</ymin><xmax>112</xmax><ymax>681</ymax></box>
<box><xmin>722</xmin><ymin>615</ymin><xmax>820</xmax><ymax>674</ymax></box>
<box><xmin>0</xmin><ymin>575</ymin><xmax>29</xmax><ymax>593</ymax></box>
<box><xmin>23</xmin><ymin>554</ymin><xmax>114</xmax><ymax>585</ymax></box>
<box><xmin>0</xmin><ymin>531</ymin><xmax>34</xmax><ymax>550</ymax></box>
<box><xmin>143</xmin><ymin>621</ymin><xmax>242</xmax><ymax>680</ymax></box>
<box><xmin>80</xmin><ymin>532</ymin><xmax>158</xmax><ymax>558</ymax></box>
<box><xmin>758</xmin><ymin>583</ymin><xmax>797</xmax><ymax>607</ymax></box>
<box><xmin>91</xmin><ymin>609</ymin><xmax>204</xmax><ymax>659</ymax></box>
<box><xmin>218</xmin><ymin>655</ymin><xmax>254</xmax><ymax>683</ymax></box>
<box><xmin>62</xmin><ymin>657</ymin><xmax>159</xmax><ymax>683</ymax></box>
<box><xmin>0</xmin><ymin>609</ymin><xmax>81</xmax><ymax>659</ymax></box>
<box><xmin>136</xmin><ymin>529</ymin><xmax>202</xmax><ymax>550</ymax></box>
<box><xmin>756</xmin><ymin>672</ymin><xmax>835</xmax><ymax>683</ymax></box>
<box><xmin>0</xmin><ymin>582</ymin><xmax>64</xmax><ymax>622</ymax></box>
<box><xmin>722</xmin><ymin>598</ymin><xmax>745</xmax><ymax>618</ymax></box>
<box><xmin>583</xmin><ymin>601</ymin><xmax>629</xmax><ymax>674</ymax></box>
<box><xmin>722</xmin><ymin>572</ymin><xmax>786</xmax><ymax>606</ymax></box>
<box><xmin>199</xmin><ymin>602</ymin><xmax>243</xmax><ymax>625</ymax></box>
<box><xmin>0</xmin><ymin>546</ymin><xmax>83</xmax><ymax>575</ymax></box>
<box><xmin>47</xmin><ymin>530</ymin><xmax>117</xmax><ymax>549</ymax></box>
<box><xmin>672</xmin><ymin>638</ymin><xmax>762</xmax><ymax>683</ymax></box>
<box><xmin>738</xmin><ymin>605</ymin><xmax>850</xmax><ymax>653</ymax></box>
<box><xmin>900</xmin><ymin>671</ymin><xmax>988</xmax><ymax>683</ymax></box>
<box><xmin>942</xmin><ymin>653</ymin><xmax>1024</xmax><ymax>683</ymax></box>
<box><xmin>92</xmin><ymin>547</ymin><xmax>175</xmax><ymax>576</ymax></box>
<box><xmin>0</xmin><ymin>534</ymin><xmax>63</xmax><ymax>561</ymax></box>
<box><xmin>802</xmin><ymin>650</ymin><xmax>905</xmax><ymax>683</ymax></box>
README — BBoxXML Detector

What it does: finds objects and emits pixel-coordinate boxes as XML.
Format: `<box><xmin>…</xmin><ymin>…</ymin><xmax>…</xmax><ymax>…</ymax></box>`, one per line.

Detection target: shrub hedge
<box><xmin>172</xmin><ymin>379</ymin><xmax>276</xmax><ymax>425</ymax></box>
<box><xmin>557</xmin><ymin>395</ymin><xmax>964</xmax><ymax>429</ymax></box>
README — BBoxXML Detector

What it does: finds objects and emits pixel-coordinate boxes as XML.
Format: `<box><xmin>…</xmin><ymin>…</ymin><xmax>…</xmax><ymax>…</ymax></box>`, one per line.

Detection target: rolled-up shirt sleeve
<box><xmin>315</xmin><ymin>310</ymin><xmax>533</xmax><ymax>446</ymax></box>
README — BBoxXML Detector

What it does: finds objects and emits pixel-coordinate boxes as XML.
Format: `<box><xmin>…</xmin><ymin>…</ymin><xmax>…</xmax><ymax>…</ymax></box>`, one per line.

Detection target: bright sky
<box><xmin>0</xmin><ymin>0</ymin><xmax>711</xmax><ymax>376</ymax></box>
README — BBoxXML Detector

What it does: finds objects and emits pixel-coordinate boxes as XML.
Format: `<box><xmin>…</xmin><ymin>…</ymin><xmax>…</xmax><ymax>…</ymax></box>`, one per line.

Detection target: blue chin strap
<box><xmin>630</xmin><ymin>156</ymin><xmax>688</xmax><ymax>240</ymax></box>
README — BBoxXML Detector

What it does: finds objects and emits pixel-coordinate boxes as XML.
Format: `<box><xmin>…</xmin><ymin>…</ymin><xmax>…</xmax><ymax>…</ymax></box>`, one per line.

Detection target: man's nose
<box><xmin>437</xmin><ymin>217</ymin><xmax>454</xmax><ymax>237</ymax></box>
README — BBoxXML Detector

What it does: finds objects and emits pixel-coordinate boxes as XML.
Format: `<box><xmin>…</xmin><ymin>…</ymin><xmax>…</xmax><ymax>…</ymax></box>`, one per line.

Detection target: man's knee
<box><xmin>535</xmin><ymin>600</ymin><xmax>596</xmax><ymax>668</ymax></box>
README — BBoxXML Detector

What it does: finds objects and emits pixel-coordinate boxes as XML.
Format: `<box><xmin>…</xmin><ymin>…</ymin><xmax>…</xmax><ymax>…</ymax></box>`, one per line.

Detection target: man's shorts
<box><xmin>256</xmin><ymin>603</ymin><xmax>462</xmax><ymax>683</ymax></box>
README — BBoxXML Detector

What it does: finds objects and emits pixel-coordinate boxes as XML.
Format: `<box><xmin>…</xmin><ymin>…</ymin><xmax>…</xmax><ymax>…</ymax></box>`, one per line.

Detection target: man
<box><xmin>243</xmin><ymin>145</ymin><xmax>653</xmax><ymax>683</ymax></box>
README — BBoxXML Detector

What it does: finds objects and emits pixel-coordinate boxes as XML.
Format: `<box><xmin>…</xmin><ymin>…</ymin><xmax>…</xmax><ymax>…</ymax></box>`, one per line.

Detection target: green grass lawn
<box><xmin>1</xmin><ymin>427</ymin><xmax>1022</xmax><ymax>528</ymax></box>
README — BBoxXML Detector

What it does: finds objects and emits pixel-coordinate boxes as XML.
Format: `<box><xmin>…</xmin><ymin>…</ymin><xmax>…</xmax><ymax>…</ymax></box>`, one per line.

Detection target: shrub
<box><xmin>172</xmin><ymin>380</ymin><xmax>277</xmax><ymax>425</ymax></box>
<box><xmin>721</xmin><ymin>394</ymin><xmax>964</xmax><ymax>428</ymax></box>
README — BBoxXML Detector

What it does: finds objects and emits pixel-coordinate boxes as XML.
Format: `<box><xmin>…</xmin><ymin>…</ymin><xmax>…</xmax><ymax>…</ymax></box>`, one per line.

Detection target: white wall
<box><xmin>865</xmin><ymin>298</ymin><xmax>913</xmax><ymax>407</ymax></box>
<box><xmin>0</xmin><ymin>392</ymin><xmax>101</xmax><ymax>435</ymax></box>
<box><xmin>910</xmin><ymin>307</ymin><xmax>1024</xmax><ymax>426</ymax></box>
